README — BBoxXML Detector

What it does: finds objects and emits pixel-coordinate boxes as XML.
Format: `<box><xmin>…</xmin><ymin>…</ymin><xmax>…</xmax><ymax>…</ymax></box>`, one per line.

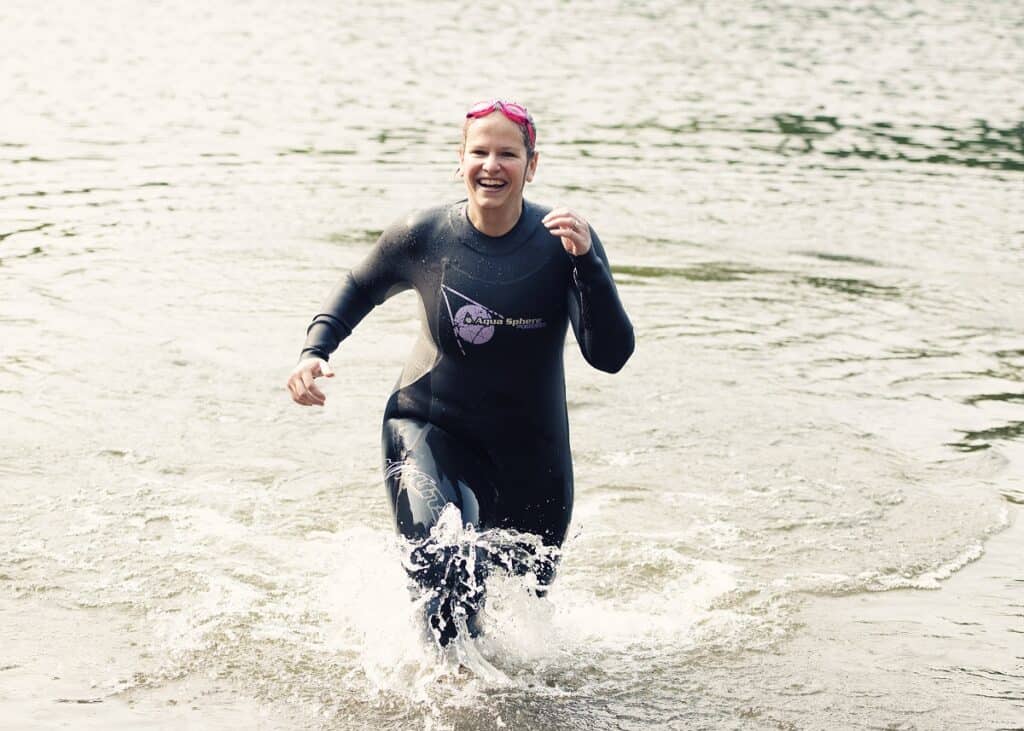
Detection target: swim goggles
<box><xmin>465</xmin><ymin>99</ymin><xmax>536</xmax><ymax>147</ymax></box>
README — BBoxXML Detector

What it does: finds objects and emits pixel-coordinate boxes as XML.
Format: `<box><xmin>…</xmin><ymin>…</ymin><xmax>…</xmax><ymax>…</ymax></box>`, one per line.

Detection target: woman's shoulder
<box><xmin>403</xmin><ymin>201</ymin><xmax>462</xmax><ymax>232</ymax></box>
<box><xmin>371</xmin><ymin>203</ymin><xmax>452</xmax><ymax>255</ymax></box>
<box><xmin>382</xmin><ymin>202</ymin><xmax>460</xmax><ymax>243</ymax></box>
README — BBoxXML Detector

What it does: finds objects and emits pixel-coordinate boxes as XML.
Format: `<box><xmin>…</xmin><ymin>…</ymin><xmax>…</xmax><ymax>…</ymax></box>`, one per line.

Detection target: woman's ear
<box><xmin>526</xmin><ymin>151</ymin><xmax>540</xmax><ymax>183</ymax></box>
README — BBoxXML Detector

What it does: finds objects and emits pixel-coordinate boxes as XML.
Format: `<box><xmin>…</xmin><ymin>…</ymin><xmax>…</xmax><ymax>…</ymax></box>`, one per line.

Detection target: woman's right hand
<box><xmin>286</xmin><ymin>357</ymin><xmax>335</xmax><ymax>406</ymax></box>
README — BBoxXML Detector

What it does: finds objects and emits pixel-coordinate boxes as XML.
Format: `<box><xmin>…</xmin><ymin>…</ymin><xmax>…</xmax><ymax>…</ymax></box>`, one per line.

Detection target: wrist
<box><xmin>571</xmin><ymin>246</ymin><xmax>603</xmax><ymax>276</ymax></box>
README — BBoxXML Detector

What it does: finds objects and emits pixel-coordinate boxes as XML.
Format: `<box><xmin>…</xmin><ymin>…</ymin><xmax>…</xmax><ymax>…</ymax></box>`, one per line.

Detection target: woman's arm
<box><xmin>565</xmin><ymin>230</ymin><xmax>635</xmax><ymax>373</ymax></box>
<box><xmin>299</xmin><ymin>273</ymin><xmax>380</xmax><ymax>363</ymax></box>
<box><xmin>543</xmin><ymin>207</ymin><xmax>634</xmax><ymax>373</ymax></box>
<box><xmin>287</xmin><ymin>220</ymin><xmax>413</xmax><ymax>405</ymax></box>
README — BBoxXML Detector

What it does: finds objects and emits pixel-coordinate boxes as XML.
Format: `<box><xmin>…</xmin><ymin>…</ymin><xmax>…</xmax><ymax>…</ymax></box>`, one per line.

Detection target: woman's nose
<box><xmin>482</xmin><ymin>154</ymin><xmax>500</xmax><ymax>170</ymax></box>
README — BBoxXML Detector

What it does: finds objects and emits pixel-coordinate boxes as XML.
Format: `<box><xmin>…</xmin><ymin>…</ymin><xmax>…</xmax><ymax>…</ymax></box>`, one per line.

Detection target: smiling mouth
<box><xmin>477</xmin><ymin>178</ymin><xmax>507</xmax><ymax>190</ymax></box>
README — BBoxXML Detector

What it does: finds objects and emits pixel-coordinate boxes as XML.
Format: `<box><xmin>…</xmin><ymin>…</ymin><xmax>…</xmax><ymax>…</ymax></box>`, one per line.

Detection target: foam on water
<box><xmin>106</xmin><ymin>497</ymin><xmax>767</xmax><ymax>727</ymax></box>
<box><xmin>1</xmin><ymin>449</ymin><xmax>1015</xmax><ymax>727</ymax></box>
<box><xmin>315</xmin><ymin>508</ymin><xmax>747</xmax><ymax>693</ymax></box>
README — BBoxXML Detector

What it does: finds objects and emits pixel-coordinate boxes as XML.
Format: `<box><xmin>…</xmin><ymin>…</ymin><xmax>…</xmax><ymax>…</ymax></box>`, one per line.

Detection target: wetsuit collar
<box><xmin>454</xmin><ymin>199</ymin><xmax>542</xmax><ymax>256</ymax></box>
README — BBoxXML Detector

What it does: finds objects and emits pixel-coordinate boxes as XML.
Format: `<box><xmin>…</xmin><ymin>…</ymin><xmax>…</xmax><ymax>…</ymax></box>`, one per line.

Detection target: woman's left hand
<box><xmin>543</xmin><ymin>207</ymin><xmax>592</xmax><ymax>256</ymax></box>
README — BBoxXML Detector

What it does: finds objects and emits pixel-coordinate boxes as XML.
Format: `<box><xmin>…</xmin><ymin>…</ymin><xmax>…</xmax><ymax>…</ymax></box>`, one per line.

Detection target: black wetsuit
<box><xmin>300</xmin><ymin>199</ymin><xmax>634</xmax><ymax>643</ymax></box>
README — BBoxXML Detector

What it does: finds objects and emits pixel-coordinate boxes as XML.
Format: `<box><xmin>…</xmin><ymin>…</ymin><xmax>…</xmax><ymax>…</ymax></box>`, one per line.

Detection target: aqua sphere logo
<box><xmin>441</xmin><ymin>284</ymin><xmax>547</xmax><ymax>354</ymax></box>
<box><xmin>454</xmin><ymin>304</ymin><xmax>498</xmax><ymax>345</ymax></box>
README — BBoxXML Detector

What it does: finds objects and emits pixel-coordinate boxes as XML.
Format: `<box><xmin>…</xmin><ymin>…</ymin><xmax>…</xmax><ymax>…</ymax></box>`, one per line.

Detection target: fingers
<box><xmin>289</xmin><ymin>377</ymin><xmax>323</xmax><ymax>406</ymax></box>
<box><xmin>286</xmin><ymin>358</ymin><xmax>333</xmax><ymax>407</ymax></box>
<box><xmin>542</xmin><ymin>207</ymin><xmax>583</xmax><ymax>231</ymax></box>
<box><xmin>550</xmin><ymin>229</ymin><xmax>586</xmax><ymax>256</ymax></box>
<box><xmin>542</xmin><ymin>206</ymin><xmax>576</xmax><ymax>223</ymax></box>
<box><xmin>287</xmin><ymin>377</ymin><xmax>308</xmax><ymax>406</ymax></box>
<box><xmin>542</xmin><ymin>207</ymin><xmax>587</xmax><ymax>228</ymax></box>
<box><xmin>301</xmin><ymin>369</ymin><xmax>326</xmax><ymax>406</ymax></box>
<box><xmin>542</xmin><ymin>207</ymin><xmax>591</xmax><ymax>256</ymax></box>
<box><xmin>287</xmin><ymin>374</ymin><xmax>322</xmax><ymax>406</ymax></box>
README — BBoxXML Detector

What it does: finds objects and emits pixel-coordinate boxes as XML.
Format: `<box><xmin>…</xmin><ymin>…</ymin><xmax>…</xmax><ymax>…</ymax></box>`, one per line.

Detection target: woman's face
<box><xmin>459</xmin><ymin>112</ymin><xmax>538</xmax><ymax>215</ymax></box>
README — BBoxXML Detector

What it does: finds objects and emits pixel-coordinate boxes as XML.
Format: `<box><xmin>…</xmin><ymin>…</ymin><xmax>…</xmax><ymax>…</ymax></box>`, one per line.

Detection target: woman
<box><xmin>287</xmin><ymin>100</ymin><xmax>634</xmax><ymax>645</ymax></box>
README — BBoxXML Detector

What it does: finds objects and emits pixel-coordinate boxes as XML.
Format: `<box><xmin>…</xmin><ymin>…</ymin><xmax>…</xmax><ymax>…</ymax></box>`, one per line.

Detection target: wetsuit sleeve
<box><xmin>567</xmin><ymin>228</ymin><xmax>635</xmax><ymax>373</ymax></box>
<box><xmin>299</xmin><ymin>221</ymin><xmax>414</xmax><ymax>361</ymax></box>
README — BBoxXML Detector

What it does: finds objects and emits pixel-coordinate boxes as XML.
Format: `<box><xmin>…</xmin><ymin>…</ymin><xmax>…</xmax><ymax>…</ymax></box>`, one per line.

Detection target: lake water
<box><xmin>2</xmin><ymin>1</ymin><xmax>1022</xmax><ymax>728</ymax></box>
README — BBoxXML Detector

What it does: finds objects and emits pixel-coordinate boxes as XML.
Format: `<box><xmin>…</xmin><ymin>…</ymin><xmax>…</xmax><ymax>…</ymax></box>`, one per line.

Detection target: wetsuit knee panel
<box><xmin>382</xmin><ymin>418</ymin><xmax>498</xmax><ymax>539</ymax></box>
